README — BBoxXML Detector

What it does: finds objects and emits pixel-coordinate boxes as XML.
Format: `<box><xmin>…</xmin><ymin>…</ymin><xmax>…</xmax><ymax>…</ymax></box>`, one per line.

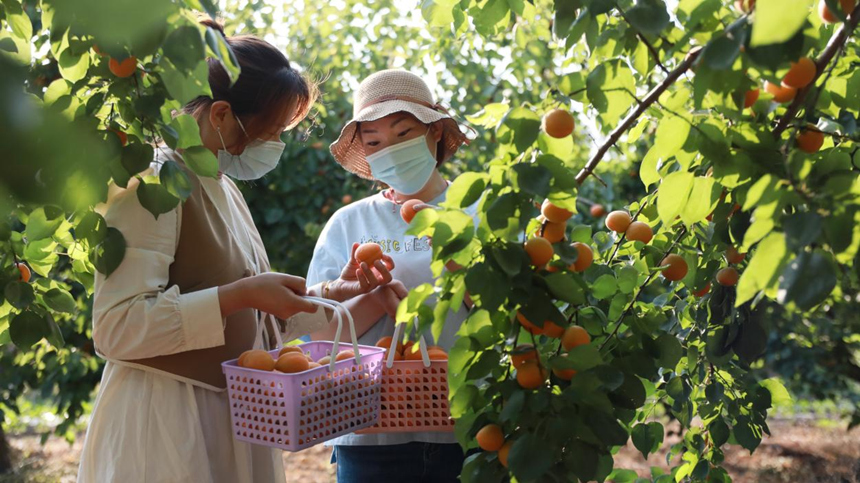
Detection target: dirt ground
<box><xmin>1</xmin><ymin>419</ymin><xmax>858</xmax><ymax>482</ymax></box>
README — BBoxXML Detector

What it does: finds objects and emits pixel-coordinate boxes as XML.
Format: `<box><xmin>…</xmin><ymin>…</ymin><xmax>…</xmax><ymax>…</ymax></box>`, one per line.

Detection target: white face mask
<box><xmin>216</xmin><ymin>117</ymin><xmax>285</xmax><ymax>180</ymax></box>
<box><xmin>366</xmin><ymin>133</ymin><xmax>437</xmax><ymax>195</ymax></box>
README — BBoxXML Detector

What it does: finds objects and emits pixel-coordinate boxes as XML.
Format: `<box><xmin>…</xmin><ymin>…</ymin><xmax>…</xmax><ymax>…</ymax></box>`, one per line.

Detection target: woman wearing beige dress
<box><xmin>77</xmin><ymin>20</ymin><xmax>394</xmax><ymax>483</ymax></box>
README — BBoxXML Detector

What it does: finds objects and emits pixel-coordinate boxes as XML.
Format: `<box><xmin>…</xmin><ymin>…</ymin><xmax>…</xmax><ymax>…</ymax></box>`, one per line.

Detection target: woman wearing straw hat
<box><xmin>307</xmin><ymin>69</ymin><xmax>474</xmax><ymax>482</ymax></box>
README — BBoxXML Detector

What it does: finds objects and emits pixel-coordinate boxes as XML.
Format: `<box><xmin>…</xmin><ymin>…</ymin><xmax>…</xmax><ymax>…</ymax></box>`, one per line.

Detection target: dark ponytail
<box><xmin>184</xmin><ymin>19</ymin><xmax>318</xmax><ymax>143</ymax></box>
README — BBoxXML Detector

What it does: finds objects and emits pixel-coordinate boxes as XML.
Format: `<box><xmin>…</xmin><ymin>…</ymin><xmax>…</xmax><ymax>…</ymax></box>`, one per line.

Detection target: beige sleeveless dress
<box><xmin>77</xmin><ymin>150</ymin><xmax>327</xmax><ymax>483</ymax></box>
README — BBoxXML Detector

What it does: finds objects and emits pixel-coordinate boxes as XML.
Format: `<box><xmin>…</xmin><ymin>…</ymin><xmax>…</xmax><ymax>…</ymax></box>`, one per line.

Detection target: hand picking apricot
<box><xmin>15</xmin><ymin>262</ymin><xmax>31</xmax><ymax>283</ymax></box>
<box><xmin>275</xmin><ymin>352</ymin><xmax>310</xmax><ymax>373</ymax></box>
<box><xmin>743</xmin><ymin>88</ymin><xmax>760</xmax><ymax>108</ymax></box>
<box><xmin>569</xmin><ymin>242</ymin><xmax>593</xmax><ymax>272</ymax></box>
<box><xmin>108</xmin><ymin>56</ymin><xmax>137</xmax><ymax>78</ymax></box>
<box><xmin>400</xmin><ymin>199</ymin><xmax>423</xmax><ymax>224</ymax></box>
<box><xmin>590</xmin><ymin>204</ymin><xmax>606</xmax><ymax>217</ymax></box>
<box><xmin>355</xmin><ymin>242</ymin><xmax>383</xmax><ymax>265</ymax></box>
<box><xmin>716</xmin><ymin>267</ymin><xmax>740</xmax><ymax>286</ymax></box>
<box><xmin>625</xmin><ymin>221</ymin><xmax>653</xmax><ymax>244</ymax></box>
<box><xmin>605</xmin><ymin>210</ymin><xmax>632</xmax><ymax>233</ymax></box>
<box><xmin>524</xmin><ymin>237</ymin><xmax>554</xmax><ymax>267</ymax></box>
<box><xmin>541</xmin><ymin>200</ymin><xmax>573</xmax><ymax>223</ymax></box>
<box><xmin>510</xmin><ymin>344</ymin><xmax>537</xmax><ymax>368</ymax></box>
<box><xmin>541</xmin><ymin>109</ymin><xmax>575</xmax><ymax>138</ymax></box>
<box><xmin>660</xmin><ymin>254</ymin><xmax>688</xmax><ymax>281</ymax></box>
<box><xmin>562</xmin><ymin>325</ymin><xmax>591</xmax><ymax>350</ymax></box>
<box><xmin>796</xmin><ymin>126</ymin><xmax>824</xmax><ymax>153</ymax></box>
<box><xmin>516</xmin><ymin>360</ymin><xmax>547</xmax><ymax>389</ymax></box>
<box><xmin>764</xmin><ymin>81</ymin><xmax>797</xmax><ymax>104</ymax></box>
<box><xmin>726</xmin><ymin>246</ymin><xmax>746</xmax><ymax>264</ymax></box>
<box><xmin>782</xmin><ymin>57</ymin><xmax>816</xmax><ymax>89</ymax></box>
<box><xmin>819</xmin><ymin>0</ymin><xmax>855</xmax><ymax>23</ymax></box>
<box><xmin>240</xmin><ymin>350</ymin><xmax>275</xmax><ymax>371</ymax></box>
<box><xmin>477</xmin><ymin>424</ymin><xmax>506</xmax><ymax>451</ymax></box>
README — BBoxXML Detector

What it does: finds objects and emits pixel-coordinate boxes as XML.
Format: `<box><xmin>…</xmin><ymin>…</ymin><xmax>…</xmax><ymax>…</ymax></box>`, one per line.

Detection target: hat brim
<box><xmin>330</xmin><ymin>100</ymin><xmax>470</xmax><ymax>180</ymax></box>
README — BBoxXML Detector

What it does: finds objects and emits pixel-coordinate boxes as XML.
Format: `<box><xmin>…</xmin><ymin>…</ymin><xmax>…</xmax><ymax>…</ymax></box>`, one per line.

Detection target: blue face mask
<box><xmin>366</xmin><ymin>134</ymin><xmax>436</xmax><ymax>195</ymax></box>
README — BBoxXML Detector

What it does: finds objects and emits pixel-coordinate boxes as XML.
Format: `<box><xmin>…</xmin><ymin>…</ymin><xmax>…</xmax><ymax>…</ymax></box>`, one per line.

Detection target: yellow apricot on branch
<box><xmin>605</xmin><ymin>210</ymin><xmax>632</xmax><ymax>233</ymax></box>
<box><xmin>659</xmin><ymin>254</ymin><xmax>688</xmax><ymax>281</ymax></box>
<box><xmin>541</xmin><ymin>109</ymin><xmax>575</xmax><ymax>138</ymax></box>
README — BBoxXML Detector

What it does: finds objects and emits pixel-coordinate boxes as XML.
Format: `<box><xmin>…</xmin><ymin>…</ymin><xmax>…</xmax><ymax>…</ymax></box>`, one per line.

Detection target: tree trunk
<box><xmin>0</xmin><ymin>422</ymin><xmax>12</xmax><ymax>474</ymax></box>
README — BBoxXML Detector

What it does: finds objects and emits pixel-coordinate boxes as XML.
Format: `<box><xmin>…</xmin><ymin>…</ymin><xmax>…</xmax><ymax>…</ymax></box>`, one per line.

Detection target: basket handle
<box><xmin>303</xmin><ymin>296</ymin><xmax>361</xmax><ymax>372</ymax></box>
<box><xmin>386</xmin><ymin>319</ymin><xmax>431</xmax><ymax>369</ymax></box>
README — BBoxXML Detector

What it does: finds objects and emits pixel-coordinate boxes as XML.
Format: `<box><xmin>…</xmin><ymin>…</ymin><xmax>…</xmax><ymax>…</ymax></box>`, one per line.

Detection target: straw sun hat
<box><xmin>330</xmin><ymin>69</ymin><xmax>471</xmax><ymax>179</ymax></box>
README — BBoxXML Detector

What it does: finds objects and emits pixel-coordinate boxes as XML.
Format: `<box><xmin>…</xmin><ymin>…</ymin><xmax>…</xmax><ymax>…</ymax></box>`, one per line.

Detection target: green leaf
<box><xmin>44</xmin><ymin>288</ymin><xmax>77</xmax><ymax>313</ymax></box>
<box><xmin>565</xmin><ymin>344</ymin><xmax>603</xmax><ymax>371</ymax></box>
<box><xmin>182</xmin><ymin>145</ymin><xmax>219</xmax><ymax>178</ymax></box>
<box><xmin>553</xmin><ymin>0</ymin><xmax>578</xmax><ymax>38</ymax></box>
<box><xmin>778</xmin><ymin>250</ymin><xmax>837</xmax><ymax>310</ymax></box>
<box><xmin>736</xmin><ymin>232</ymin><xmax>789</xmax><ymax>306</ymax></box>
<box><xmin>545</xmin><ymin>272</ymin><xmax>587</xmax><ymax>305</ymax></box>
<box><xmin>121</xmin><ymin>143</ymin><xmax>155</xmax><ymax>177</ymax></box>
<box><xmin>204</xmin><ymin>26</ymin><xmax>241</xmax><ymax>84</ymax></box>
<box><xmin>137</xmin><ymin>179</ymin><xmax>180</xmax><ymax>220</ymax></box>
<box><xmin>609</xmin><ymin>372</ymin><xmax>646</xmax><ymax>409</ymax></box>
<box><xmin>654</xmin><ymin>333</ymin><xmax>683</xmax><ymax>368</ymax></box>
<box><xmin>587</xmin><ymin>60</ymin><xmax>636</xmax><ymax>131</ymax></box>
<box><xmin>170</xmin><ymin>113</ymin><xmax>205</xmax><ymax>150</ymax></box>
<box><xmin>421</xmin><ymin>0</ymin><xmax>457</xmax><ymax>27</ymax></box>
<box><xmin>25</xmin><ymin>207</ymin><xmax>63</xmax><ymax>241</ymax></box>
<box><xmin>625</xmin><ymin>0</ymin><xmax>670</xmax><ymax>35</ymax></box>
<box><xmin>3</xmin><ymin>0</ymin><xmax>33</xmax><ymax>40</ymax></box>
<box><xmin>9</xmin><ymin>311</ymin><xmax>50</xmax><ymax>349</ymax></box>
<box><xmin>733</xmin><ymin>417</ymin><xmax>762</xmax><ymax>453</ymax></box>
<box><xmin>657</xmin><ymin>171</ymin><xmax>694</xmax><ymax>224</ymax></box>
<box><xmin>159</xmin><ymin>58</ymin><xmax>211</xmax><ymax>105</ymax></box>
<box><xmin>592</xmin><ymin>274</ymin><xmax>618</xmax><ymax>300</ymax></box>
<box><xmin>680</xmin><ymin>176</ymin><xmax>718</xmax><ymax>225</ymax></box>
<box><xmin>44</xmin><ymin>312</ymin><xmax>65</xmax><ymax>348</ymax></box>
<box><xmin>760</xmin><ymin>378</ymin><xmax>791</xmax><ymax>407</ymax></box>
<box><xmin>496</xmin><ymin>106</ymin><xmax>541</xmax><ymax>153</ymax></box>
<box><xmin>641</xmin><ymin>116</ymin><xmax>691</xmax><ymax>188</ymax></box>
<box><xmin>512</xmin><ymin>163</ymin><xmax>552</xmax><ymax>197</ymax></box>
<box><xmin>76</xmin><ymin>211</ymin><xmax>107</xmax><ymax>245</ymax></box>
<box><xmin>465</xmin><ymin>102</ymin><xmax>509</xmax><ymax>128</ymax></box>
<box><xmin>508</xmin><ymin>433</ymin><xmax>555</xmax><ymax>481</ymax></box>
<box><xmin>90</xmin><ymin>227</ymin><xmax>126</xmax><ymax>277</ymax></box>
<box><xmin>163</xmin><ymin>26</ymin><xmax>205</xmax><ymax>70</ymax></box>
<box><xmin>701</xmin><ymin>28</ymin><xmax>745</xmax><ymax>70</ymax></box>
<box><xmin>4</xmin><ymin>281</ymin><xmax>35</xmax><ymax>310</ymax></box>
<box><xmin>57</xmin><ymin>50</ymin><xmax>91</xmax><ymax>82</ymax></box>
<box><xmin>470</xmin><ymin>0</ymin><xmax>511</xmax><ymax>36</ymax></box>
<box><xmin>710</xmin><ymin>418</ymin><xmax>730</xmax><ymax>447</ymax></box>
<box><xmin>783</xmin><ymin>212</ymin><xmax>823</xmax><ymax>251</ymax></box>
<box><xmin>632</xmin><ymin>422</ymin><xmax>664</xmax><ymax>459</ymax></box>
<box><xmin>443</xmin><ymin>173</ymin><xmax>486</xmax><ymax>209</ymax></box>
<box><xmin>160</xmin><ymin>161</ymin><xmax>193</xmax><ymax>200</ymax></box>
<box><xmin>750</xmin><ymin>0</ymin><xmax>813</xmax><ymax>47</ymax></box>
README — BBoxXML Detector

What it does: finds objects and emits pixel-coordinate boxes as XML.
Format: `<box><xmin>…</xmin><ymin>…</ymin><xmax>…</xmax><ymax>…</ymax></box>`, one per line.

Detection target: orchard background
<box><xmin>1</xmin><ymin>0</ymin><xmax>859</xmax><ymax>481</ymax></box>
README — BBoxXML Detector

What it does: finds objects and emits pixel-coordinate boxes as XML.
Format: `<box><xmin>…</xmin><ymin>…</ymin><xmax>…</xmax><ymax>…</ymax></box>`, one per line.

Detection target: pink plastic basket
<box><xmin>357</xmin><ymin>323</ymin><xmax>454</xmax><ymax>434</ymax></box>
<box><xmin>221</xmin><ymin>299</ymin><xmax>384</xmax><ymax>451</ymax></box>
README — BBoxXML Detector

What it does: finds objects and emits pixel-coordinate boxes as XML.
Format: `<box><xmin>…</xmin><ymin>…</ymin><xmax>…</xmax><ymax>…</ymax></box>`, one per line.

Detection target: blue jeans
<box><xmin>332</xmin><ymin>442</ymin><xmax>465</xmax><ymax>483</ymax></box>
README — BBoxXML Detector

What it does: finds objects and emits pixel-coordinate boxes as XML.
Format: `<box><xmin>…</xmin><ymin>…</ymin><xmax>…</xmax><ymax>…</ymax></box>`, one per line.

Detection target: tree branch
<box><xmin>617</xmin><ymin>7</ymin><xmax>669</xmax><ymax>74</ymax></box>
<box><xmin>599</xmin><ymin>226</ymin><xmax>689</xmax><ymax>351</ymax></box>
<box><xmin>772</xmin><ymin>4</ymin><xmax>860</xmax><ymax>138</ymax></box>
<box><xmin>575</xmin><ymin>48</ymin><xmax>702</xmax><ymax>185</ymax></box>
